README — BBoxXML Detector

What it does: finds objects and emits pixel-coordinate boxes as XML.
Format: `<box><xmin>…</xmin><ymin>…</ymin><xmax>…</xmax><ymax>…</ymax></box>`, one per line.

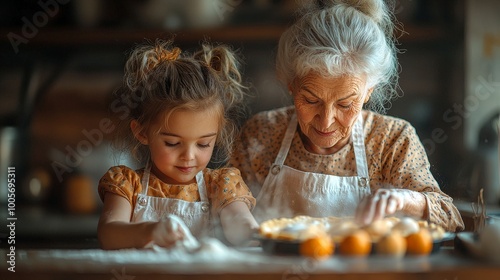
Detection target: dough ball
<box><xmin>392</xmin><ymin>217</ymin><xmax>420</xmax><ymax>237</ymax></box>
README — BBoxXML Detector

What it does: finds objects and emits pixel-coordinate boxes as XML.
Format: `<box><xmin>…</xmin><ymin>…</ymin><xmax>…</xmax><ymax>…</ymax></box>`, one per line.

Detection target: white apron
<box><xmin>253</xmin><ymin>113</ymin><xmax>371</xmax><ymax>222</ymax></box>
<box><xmin>131</xmin><ymin>163</ymin><xmax>212</xmax><ymax>238</ymax></box>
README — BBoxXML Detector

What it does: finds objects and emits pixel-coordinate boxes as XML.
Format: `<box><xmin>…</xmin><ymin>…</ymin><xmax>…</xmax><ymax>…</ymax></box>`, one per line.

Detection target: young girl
<box><xmin>97</xmin><ymin>40</ymin><xmax>258</xmax><ymax>249</ymax></box>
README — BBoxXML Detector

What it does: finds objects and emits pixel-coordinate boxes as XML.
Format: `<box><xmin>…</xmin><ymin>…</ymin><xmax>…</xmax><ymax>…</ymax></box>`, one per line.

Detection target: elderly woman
<box><xmin>230</xmin><ymin>0</ymin><xmax>464</xmax><ymax>232</ymax></box>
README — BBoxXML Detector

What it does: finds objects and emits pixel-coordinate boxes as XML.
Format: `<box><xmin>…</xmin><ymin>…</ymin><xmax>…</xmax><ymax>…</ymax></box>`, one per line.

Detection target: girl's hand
<box><xmin>98</xmin><ymin>194</ymin><xmax>199</xmax><ymax>249</ymax></box>
<box><xmin>150</xmin><ymin>215</ymin><xmax>190</xmax><ymax>248</ymax></box>
<box><xmin>355</xmin><ymin>188</ymin><xmax>427</xmax><ymax>226</ymax></box>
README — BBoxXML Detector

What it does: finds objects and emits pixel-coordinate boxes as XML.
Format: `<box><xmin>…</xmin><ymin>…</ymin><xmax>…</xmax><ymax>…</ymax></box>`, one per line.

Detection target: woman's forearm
<box><xmin>402</xmin><ymin>190</ymin><xmax>428</xmax><ymax>219</ymax></box>
<box><xmin>422</xmin><ymin>192</ymin><xmax>464</xmax><ymax>232</ymax></box>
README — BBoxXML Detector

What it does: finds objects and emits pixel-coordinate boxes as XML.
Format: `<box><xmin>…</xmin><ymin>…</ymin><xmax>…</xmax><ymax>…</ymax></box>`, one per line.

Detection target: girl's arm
<box><xmin>219</xmin><ymin>201</ymin><xmax>259</xmax><ymax>246</ymax></box>
<box><xmin>97</xmin><ymin>193</ymin><xmax>182</xmax><ymax>249</ymax></box>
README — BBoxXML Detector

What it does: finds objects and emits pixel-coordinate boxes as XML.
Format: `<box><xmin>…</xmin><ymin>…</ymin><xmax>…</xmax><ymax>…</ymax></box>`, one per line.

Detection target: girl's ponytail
<box><xmin>195</xmin><ymin>44</ymin><xmax>246</xmax><ymax>109</ymax></box>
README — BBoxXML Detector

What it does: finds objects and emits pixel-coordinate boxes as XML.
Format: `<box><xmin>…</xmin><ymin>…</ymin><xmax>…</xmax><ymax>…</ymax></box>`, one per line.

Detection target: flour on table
<box><xmin>22</xmin><ymin>217</ymin><xmax>264</xmax><ymax>267</ymax></box>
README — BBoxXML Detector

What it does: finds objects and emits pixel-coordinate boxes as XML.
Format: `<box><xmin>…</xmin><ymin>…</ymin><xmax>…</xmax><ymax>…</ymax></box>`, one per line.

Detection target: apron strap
<box><xmin>140</xmin><ymin>161</ymin><xmax>151</xmax><ymax>195</ymax></box>
<box><xmin>274</xmin><ymin>113</ymin><xmax>297</xmax><ymax>166</ymax></box>
<box><xmin>196</xmin><ymin>171</ymin><xmax>209</xmax><ymax>202</ymax></box>
<box><xmin>352</xmin><ymin>113</ymin><xmax>370</xmax><ymax>180</ymax></box>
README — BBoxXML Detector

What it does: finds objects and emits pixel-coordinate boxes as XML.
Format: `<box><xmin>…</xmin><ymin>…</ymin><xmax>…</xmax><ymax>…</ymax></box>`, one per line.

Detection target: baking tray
<box><xmin>256</xmin><ymin>232</ymin><xmax>456</xmax><ymax>255</ymax></box>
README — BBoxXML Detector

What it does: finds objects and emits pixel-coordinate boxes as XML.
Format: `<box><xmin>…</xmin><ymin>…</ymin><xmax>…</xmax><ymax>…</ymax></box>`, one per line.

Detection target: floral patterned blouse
<box><xmin>98</xmin><ymin>166</ymin><xmax>256</xmax><ymax>215</ymax></box>
<box><xmin>230</xmin><ymin>106</ymin><xmax>464</xmax><ymax>232</ymax></box>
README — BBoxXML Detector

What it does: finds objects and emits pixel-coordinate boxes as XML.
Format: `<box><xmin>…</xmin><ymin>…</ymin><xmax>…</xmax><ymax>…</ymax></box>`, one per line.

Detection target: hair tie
<box><xmin>157</xmin><ymin>46</ymin><xmax>181</xmax><ymax>62</ymax></box>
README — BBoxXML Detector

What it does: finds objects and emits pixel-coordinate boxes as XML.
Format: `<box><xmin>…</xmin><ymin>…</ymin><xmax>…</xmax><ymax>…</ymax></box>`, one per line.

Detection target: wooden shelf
<box><xmin>1</xmin><ymin>25</ymin><xmax>287</xmax><ymax>49</ymax></box>
<box><xmin>0</xmin><ymin>23</ymin><xmax>453</xmax><ymax>51</ymax></box>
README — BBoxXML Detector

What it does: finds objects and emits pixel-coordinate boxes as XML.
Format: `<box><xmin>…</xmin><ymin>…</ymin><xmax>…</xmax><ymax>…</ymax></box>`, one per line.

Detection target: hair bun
<box><xmin>157</xmin><ymin>46</ymin><xmax>181</xmax><ymax>62</ymax></box>
<box><xmin>304</xmin><ymin>0</ymin><xmax>395</xmax><ymax>37</ymax></box>
<box><xmin>340</xmin><ymin>0</ymin><xmax>388</xmax><ymax>24</ymax></box>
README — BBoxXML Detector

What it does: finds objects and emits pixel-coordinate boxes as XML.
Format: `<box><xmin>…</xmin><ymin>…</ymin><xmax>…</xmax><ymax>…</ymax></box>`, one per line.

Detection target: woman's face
<box><xmin>132</xmin><ymin>107</ymin><xmax>219</xmax><ymax>184</ymax></box>
<box><xmin>291</xmin><ymin>73</ymin><xmax>372</xmax><ymax>154</ymax></box>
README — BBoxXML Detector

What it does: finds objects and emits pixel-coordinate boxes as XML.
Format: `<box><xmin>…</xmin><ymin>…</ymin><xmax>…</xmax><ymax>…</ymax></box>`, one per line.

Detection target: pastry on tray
<box><xmin>258</xmin><ymin>215</ymin><xmax>446</xmax><ymax>243</ymax></box>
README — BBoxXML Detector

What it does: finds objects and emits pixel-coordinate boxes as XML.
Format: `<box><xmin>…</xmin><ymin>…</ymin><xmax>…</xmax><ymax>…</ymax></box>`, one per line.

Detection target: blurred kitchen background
<box><xmin>0</xmin><ymin>0</ymin><xmax>498</xmax><ymax>248</ymax></box>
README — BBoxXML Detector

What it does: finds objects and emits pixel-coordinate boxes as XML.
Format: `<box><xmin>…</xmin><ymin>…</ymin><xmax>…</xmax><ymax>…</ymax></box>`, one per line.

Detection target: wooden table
<box><xmin>1</xmin><ymin>244</ymin><xmax>499</xmax><ymax>280</ymax></box>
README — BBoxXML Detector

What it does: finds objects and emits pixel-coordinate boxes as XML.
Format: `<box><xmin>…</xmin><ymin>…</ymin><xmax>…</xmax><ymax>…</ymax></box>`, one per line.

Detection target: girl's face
<box><xmin>291</xmin><ymin>73</ymin><xmax>373</xmax><ymax>155</ymax></box>
<box><xmin>133</xmin><ymin>107</ymin><xmax>220</xmax><ymax>184</ymax></box>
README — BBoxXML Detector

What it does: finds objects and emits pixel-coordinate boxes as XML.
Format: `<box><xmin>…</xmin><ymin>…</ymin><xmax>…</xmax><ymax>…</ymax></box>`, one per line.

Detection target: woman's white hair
<box><xmin>276</xmin><ymin>0</ymin><xmax>400</xmax><ymax>113</ymax></box>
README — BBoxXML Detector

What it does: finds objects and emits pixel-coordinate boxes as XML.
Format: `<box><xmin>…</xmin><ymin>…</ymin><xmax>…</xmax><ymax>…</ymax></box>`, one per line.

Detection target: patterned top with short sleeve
<box><xmin>98</xmin><ymin>166</ymin><xmax>256</xmax><ymax>215</ymax></box>
<box><xmin>229</xmin><ymin>106</ymin><xmax>464</xmax><ymax>232</ymax></box>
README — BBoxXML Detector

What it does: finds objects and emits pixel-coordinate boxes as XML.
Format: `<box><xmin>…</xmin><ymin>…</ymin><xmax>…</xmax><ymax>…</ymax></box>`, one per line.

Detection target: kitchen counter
<box><xmin>1</xmin><ymin>201</ymin><xmax>498</xmax><ymax>279</ymax></box>
<box><xmin>454</xmin><ymin>200</ymin><xmax>500</xmax><ymax>232</ymax></box>
<box><xmin>1</xmin><ymin>243</ymin><xmax>499</xmax><ymax>280</ymax></box>
<box><xmin>454</xmin><ymin>200</ymin><xmax>500</xmax><ymax>216</ymax></box>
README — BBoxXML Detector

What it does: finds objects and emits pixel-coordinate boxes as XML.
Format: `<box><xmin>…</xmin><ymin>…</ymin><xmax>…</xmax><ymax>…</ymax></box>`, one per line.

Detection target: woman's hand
<box><xmin>355</xmin><ymin>188</ymin><xmax>428</xmax><ymax>226</ymax></box>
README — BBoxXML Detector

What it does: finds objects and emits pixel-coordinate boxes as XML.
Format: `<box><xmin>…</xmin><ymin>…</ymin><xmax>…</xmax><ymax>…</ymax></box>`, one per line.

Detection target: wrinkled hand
<box><xmin>355</xmin><ymin>188</ymin><xmax>426</xmax><ymax>226</ymax></box>
<box><xmin>150</xmin><ymin>215</ymin><xmax>197</xmax><ymax>248</ymax></box>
